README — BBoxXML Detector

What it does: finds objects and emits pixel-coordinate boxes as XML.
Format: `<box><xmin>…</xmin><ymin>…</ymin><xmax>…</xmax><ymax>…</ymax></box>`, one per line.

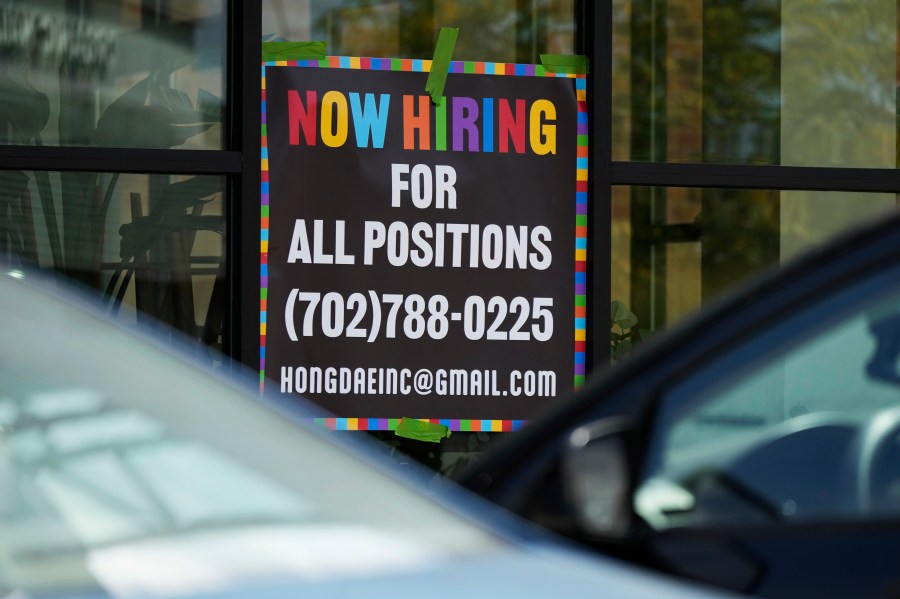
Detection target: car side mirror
<box><xmin>563</xmin><ymin>417</ymin><xmax>632</xmax><ymax>539</ymax></box>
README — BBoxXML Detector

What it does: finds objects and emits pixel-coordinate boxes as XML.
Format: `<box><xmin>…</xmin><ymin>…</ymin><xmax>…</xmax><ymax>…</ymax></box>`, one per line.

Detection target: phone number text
<box><xmin>284</xmin><ymin>290</ymin><xmax>554</xmax><ymax>342</ymax></box>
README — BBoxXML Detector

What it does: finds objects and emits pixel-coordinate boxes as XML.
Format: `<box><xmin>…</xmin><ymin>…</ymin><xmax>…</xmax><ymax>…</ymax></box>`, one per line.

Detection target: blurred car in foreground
<box><xmin>0</xmin><ymin>269</ymin><xmax>736</xmax><ymax>599</ymax></box>
<box><xmin>456</xmin><ymin>209</ymin><xmax>900</xmax><ymax>598</ymax></box>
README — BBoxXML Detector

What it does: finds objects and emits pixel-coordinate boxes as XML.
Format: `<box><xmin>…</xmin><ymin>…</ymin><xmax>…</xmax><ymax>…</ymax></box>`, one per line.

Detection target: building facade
<box><xmin>3</xmin><ymin>1</ymin><xmax>899</xmax><ymax>460</ymax></box>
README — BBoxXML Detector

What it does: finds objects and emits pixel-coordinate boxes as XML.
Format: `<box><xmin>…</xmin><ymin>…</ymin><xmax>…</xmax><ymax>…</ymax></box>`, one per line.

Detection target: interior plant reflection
<box><xmin>0</xmin><ymin>5</ymin><xmax>224</xmax><ymax>344</ymax></box>
<box><xmin>611</xmin><ymin>300</ymin><xmax>650</xmax><ymax>362</ymax></box>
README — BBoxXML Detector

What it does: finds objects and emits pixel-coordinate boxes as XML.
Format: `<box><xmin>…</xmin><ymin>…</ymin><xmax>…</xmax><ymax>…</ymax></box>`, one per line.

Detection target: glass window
<box><xmin>262</xmin><ymin>1</ymin><xmax>576</xmax><ymax>63</ymax></box>
<box><xmin>638</xmin><ymin>264</ymin><xmax>900</xmax><ymax>527</ymax></box>
<box><xmin>612</xmin><ymin>186</ymin><xmax>900</xmax><ymax>357</ymax></box>
<box><xmin>0</xmin><ymin>1</ymin><xmax>225</xmax><ymax>149</ymax></box>
<box><xmin>0</xmin><ymin>170</ymin><xmax>225</xmax><ymax>348</ymax></box>
<box><xmin>613</xmin><ymin>0</ymin><xmax>900</xmax><ymax>168</ymax></box>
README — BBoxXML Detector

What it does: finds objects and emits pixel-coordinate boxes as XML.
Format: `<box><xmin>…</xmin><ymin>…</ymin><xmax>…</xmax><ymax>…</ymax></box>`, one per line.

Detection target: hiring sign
<box><xmin>261</xmin><ymin>57</ymin><xmax>587</xmax><ymax>430</ymax></box>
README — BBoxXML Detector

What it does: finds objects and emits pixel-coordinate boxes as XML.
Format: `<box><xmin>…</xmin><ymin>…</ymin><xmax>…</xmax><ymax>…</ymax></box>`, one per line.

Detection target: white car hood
<box><xmin>79</xmin><ymin>524</ymin><xmax>735</xmax><ymax>599</ymax></box>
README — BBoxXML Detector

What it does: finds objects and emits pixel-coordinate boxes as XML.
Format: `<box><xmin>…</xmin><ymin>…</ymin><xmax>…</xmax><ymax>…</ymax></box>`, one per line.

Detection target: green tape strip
<box><xmin>540</xmin><ymin>53</ymin><xmax>590</xmax><ymax>74</ymax></box>
<box><xmin>425</xmin><ymin>27</ymin><xmax>459</xmax><ymax>105</ymax></box>
<box><xmin>262</xmin><ymin>41</ymin><xmax>327</xmax><ymax>62</ymax></box>
<box><xmin>395</xmin><ymin>418</ymin><xmax>451</xmax><ymax>443</ymax></box>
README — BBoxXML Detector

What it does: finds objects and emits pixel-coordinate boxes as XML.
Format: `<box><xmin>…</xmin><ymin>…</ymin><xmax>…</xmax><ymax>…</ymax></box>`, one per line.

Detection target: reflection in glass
<box><xmin>666</xmin><ymin>242</ymin><xmax>700</xmax><ymax>323</ymax></box>
<box><xmin>262</xmin><ymin>0</ymin><xmax>576</xmax><ymax>63</ymax></box>
<box><xmin>0</xmin><ymin>1</ymin><xmax>225</xmax><ymax>149</ymax></box>
<box><xmin>614</xmin><ymin>0</ymin><xmax>899</xmax><ymax>168</ymax></box>
<box><xmin>0</xmin><ymin>169</ymin><xmax>225</xmax><ymax>346</ymax></box>
<box><xmin>612</xmin><ymin>186</ymin><xmax>900</xmax><ymax>353</ymax></box>
<box><xmin>642</xmin><ymin>267</ymin><xmax>900</xmax><ymax>528</ymax></box>
<box><xmin>0</xmin><ymin>337</ymin><xmax>498</xmax><ymax>596</ymax></box>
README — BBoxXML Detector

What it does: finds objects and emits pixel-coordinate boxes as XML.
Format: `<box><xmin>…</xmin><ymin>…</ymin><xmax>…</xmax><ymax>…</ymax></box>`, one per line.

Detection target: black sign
<box><xmin>262</xmin><ymin>59</ymin><xmax>585</xmax><ymax>424</ymax></box>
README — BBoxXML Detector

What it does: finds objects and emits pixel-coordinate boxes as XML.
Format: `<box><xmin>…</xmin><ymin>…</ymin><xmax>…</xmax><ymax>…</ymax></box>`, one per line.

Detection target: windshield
<box><xmin>0</xmin><ymin>276</ymin><xmax>503</xmax><ymax>597</ymax></box>
<box><xmin>637</xmin><ymin>262</ymin><xmax>900</xmax><ymax>529</ymax></box>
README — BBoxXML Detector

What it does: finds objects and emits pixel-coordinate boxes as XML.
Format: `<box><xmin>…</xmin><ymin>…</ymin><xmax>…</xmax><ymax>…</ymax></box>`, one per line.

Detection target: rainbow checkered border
<box><xmin>313</xmin><ymin>417</ymin><xmax>527</xmax><ymax>432</ymax></box>
<box><xmin>260</xmin><ymin>56</ymin><xmax>588</xmax><ymax>433</ymax></box>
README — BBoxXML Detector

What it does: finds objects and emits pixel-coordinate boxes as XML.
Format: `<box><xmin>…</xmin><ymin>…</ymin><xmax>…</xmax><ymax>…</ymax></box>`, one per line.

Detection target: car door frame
<box><xmin>456</xmin><ymin>211</ymin><xmax>900</xmax><ymax>594</ymax></box>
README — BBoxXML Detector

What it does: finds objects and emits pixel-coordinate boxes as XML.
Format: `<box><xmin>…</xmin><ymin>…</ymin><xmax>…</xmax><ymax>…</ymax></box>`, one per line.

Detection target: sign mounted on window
<box><xmin>261</xmin><ymin>56</ymin><xmax>588</xmax><ymax>432</ymax></box>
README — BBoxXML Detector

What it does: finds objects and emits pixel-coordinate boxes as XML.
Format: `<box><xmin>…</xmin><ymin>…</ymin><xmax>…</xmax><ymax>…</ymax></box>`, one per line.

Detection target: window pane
<box><xmin>613</xmin><ymin>0</ymin><xmax>899</xmax><ymax>168</ymax></box>
<box><xmin>0</xmin><ymin>169</ymin><xmax>225</xmax><ymax>348</ymax></box>
<box><xmin>640</xmin><ymin>265</ymin><xmax>900</xmax><ymax>526</ymax></box>
<box><xmin>612</xmin><ymin>186</ymin><xmax>900</xmax><ymax>351</ymax></box>
<box><xmin>262</xmin><ymin>1</ymin><xmax>576</xmax><ymax>62</ymax></box>
<box><xmin>0</xmin><ymin>1</ymin><xmax>225</xmax><ymax>149</ymax></box>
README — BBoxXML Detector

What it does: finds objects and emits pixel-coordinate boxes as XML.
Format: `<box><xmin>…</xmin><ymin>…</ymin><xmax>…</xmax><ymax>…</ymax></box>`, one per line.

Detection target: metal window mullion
<box><xmin>234</xmin><ymin>0</ymin><xmax>262</xmax><ymax>368</ymax></box>
<box><xmin>584</xmin><ymin>0</ymin><xmax>613</xmax><ymax>372</ymax></box>
<box><xmin>0</xmin><ymin>147</ymin><xmax>241</xmax><ymax>175</ymax></box>
<box><xmin>611</xmin><ymin>162</ymin><xmax>900</xmax><ymax>194</ymax></box>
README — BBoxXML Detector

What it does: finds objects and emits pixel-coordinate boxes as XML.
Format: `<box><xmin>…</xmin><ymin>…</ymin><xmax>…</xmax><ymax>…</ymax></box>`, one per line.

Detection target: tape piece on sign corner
<box><xmin>540</xmin><ymin>54</ymin><xmax>590</xmax><ymax>75</ymax></box>
<box><xmin>424</xmin><ymin>27</ymin><xmax>459</xmax><ymax>105</ymax></box>
<box><xmin>262</xmin><ymin>41</ymin><xmax>327</xmax><ymax>62</ymax></box>
<box><xmin>395</xmin><ymin>418</ymin><xmax>452</xmax><ymax>443</ymax></box>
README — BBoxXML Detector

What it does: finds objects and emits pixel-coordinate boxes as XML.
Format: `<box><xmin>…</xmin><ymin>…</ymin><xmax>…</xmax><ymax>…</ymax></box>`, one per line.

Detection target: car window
<box><xmin>0</xmin><ymin>275</ymin><xmax>504</xmax><ymax>598</ymax></box>
<box><xmin>637</xmin><ymin>264</ymin><xmax>900</xmax><ymax>529</ymax></box>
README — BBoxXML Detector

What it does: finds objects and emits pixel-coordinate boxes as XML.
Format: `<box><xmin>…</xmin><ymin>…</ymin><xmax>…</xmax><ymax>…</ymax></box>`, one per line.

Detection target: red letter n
<box><xmin>288</xmin><ymin>90</ymin><xmax>317</xmax><ymax>146</ymax></box>
<box><xmin>498</xmin><ymin>99</ymin><xmax>525</xmax><ymax>154</ymax></box>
